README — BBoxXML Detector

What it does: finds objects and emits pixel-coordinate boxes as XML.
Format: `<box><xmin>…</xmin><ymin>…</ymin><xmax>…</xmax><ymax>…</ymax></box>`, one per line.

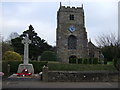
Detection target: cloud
<box><xmin>1</xmin><ymin>1</ymin><xmax>118</xmax><ymax>46</ymax></box>
<box><xmin>83</xmin><ymin>1</ymin><xmax>118</xmax><ymax>45</ymax></box>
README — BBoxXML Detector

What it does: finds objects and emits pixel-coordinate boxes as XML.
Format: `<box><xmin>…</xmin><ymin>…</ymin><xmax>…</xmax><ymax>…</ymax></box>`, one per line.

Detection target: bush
<box><xmin>8</xmin><ymin>61</ymin><xmax>22</xmax><ymax>73</ymax></box>
<box><xmin>104</xmin><ymin>58</ymin><xmax>107</xmax><ymax>64</ymax></box>
<box><xmin>2</xmin><ymin>61</ymin><xmax>48</xmax><ymax>74</ymax></box>
<box><xmin>3</xmin><ymin>51</ymin><xmax>22</xmax><ymax>61</ymax></box>
<box><xmin>116</xmin><ymin>59</ymin><xmax>120</xmax><ymax>71</ymax></box>
<box><xmin>2</xmin><ymin>61</ymin><xmax>8</xmax><ymax>74</ymax></box>
<box><xmin>89</xmin><ymin>58</ymin><xmax>93</xmax><ymax>64</ymax></box>
<box><xmin>93</xmin><ymin>58</ymin><xmax>98</xmax><ymax>64</ymax></box>
<box><xmin>10</xmin><ymin>61</ymin><xmax>48</xmax><ymax>73</ymax></box>
<box><xmin>78</xmin><ymin>58</ymin><xmax>83</xmax><ymax>64</ymax></box>
<box><xmin>83</xmin><ymin>58</ymin><xmax>88</xmax><ymax>64</ymax></box>
<box><xmin>113</xmin><ymin>58</ymin><xmax>120</xmax><ymax>71</ymax></box>
<box><xmin>30</xmin><ymin>61</ymin><xmax>48</xmax><ymax>73</ymax></box>
<box><xmin>113</xmin><ymin>58</ymin><xmax>117</xmax><ymax>67</ymax></box>
<box><xmin>40</xmin><ymin>51</ymin><xmax>57</xmax><ymax>61</ymax></box>
<box><xmin>69</xmin><ymin>58</ymin><xmax>76</xmax><ymax>64</ymax></box>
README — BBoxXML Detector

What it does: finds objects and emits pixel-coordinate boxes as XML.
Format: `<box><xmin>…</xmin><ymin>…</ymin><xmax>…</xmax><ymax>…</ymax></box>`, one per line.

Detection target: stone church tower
<box><xmin>56</xmin><ymin>3</ymin><xmax>88</xmax><ymax>63</ymax></box>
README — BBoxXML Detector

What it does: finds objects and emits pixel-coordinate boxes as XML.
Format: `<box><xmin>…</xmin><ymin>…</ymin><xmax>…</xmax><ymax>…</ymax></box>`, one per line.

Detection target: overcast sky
<box><xmin>1</xmin><ymin>0</ymin><xmax>119</xmax><ymax>46</ymax></box>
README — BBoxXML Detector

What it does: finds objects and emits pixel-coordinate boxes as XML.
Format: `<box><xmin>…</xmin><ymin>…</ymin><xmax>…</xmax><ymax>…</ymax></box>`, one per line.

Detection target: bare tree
<box><xmin>95</xmin><ymin>33</ymin><xmax>120</xmax><ymax>47</ymax></box>
<box><xmin>95</xmin><ymin>33</ymin><xmax>120</xmax><ymax>61</ymax></box>
<box><xmin>8</xmin><ymin>32</ymin><xmax>19</xmax><ymax>40</ymax></box>
<box><xmin>6</xmin><ymin>32</ymin><xmax>19</xmax><ymax>44</ymax></box>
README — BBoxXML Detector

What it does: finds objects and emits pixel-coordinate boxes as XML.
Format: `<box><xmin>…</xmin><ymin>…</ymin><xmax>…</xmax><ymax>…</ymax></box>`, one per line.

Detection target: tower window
<box><xmin>69</xmin><ymin>14</ymin><xmax>74</xmax><ymax>20</ymax></box>
<box><xmin>68</xmin><ymin>35</ymin><xmax>77</xmax><ymax>49</ymax></box>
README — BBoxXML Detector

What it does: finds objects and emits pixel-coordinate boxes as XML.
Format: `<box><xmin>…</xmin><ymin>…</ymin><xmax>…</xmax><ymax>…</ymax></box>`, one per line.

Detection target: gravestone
<box><xmin>17</xmin><ymin>35</ymin><xmax>34</xmax><ymax>73</ymax></box>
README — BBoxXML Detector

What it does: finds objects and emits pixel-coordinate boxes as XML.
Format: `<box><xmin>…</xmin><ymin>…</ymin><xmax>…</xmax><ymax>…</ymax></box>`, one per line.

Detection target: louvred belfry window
<box><xmin>69</xmin><ymin>14</ymin><xmax>74</xmax><ymax>20</ymax></box>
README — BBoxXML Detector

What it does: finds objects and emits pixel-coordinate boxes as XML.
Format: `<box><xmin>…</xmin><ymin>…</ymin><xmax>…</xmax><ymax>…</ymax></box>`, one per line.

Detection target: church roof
<box><xmin>88</xmin><ymin>41</ymin><xmax>99</xmax><ymax>49</ymax></box>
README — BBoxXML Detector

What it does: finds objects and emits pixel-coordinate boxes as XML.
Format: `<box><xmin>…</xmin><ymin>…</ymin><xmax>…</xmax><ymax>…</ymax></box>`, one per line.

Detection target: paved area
<box><xmin>2</xmin><ymin>80</ymin><xmax>119</xmax><ymax>89</ymax></box>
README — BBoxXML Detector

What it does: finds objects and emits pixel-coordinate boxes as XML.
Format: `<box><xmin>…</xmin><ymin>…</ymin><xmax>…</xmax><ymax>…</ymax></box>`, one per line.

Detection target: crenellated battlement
<box><xmin>61</xmin><ymin>6</ymin><xmax>82</xmax><ymax>9</ymax></box>
<box><xmin>59</xmin><ymin>5</ymin><xmax>83</xmax><ymax>12</ymax></box>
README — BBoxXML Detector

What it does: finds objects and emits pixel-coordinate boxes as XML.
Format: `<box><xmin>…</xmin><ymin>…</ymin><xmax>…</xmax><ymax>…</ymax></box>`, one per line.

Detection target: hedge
<box><xmin>78</xmin><ymin>58</ymin><xmax>83</xmax><ymax>64</ymax></box>
<box><xmin>2</xmin><ymin>61</ymin><xmax>48</xmax><ymax>74</ymax></box>
<box><xmin>69</xmin><ymin>58</ymin><xmax>76</xmax><ymax>64</ymax></box>
<box><xmin>104</xmin><ymin>58</ymin><xmax>107</xmax><ymax>64</ymax></box>
<box><xmin>48</xmin><ymin>62</ymin><xmax>117</xmax><ymax>71</ymax></box>
<box><xmin>2</xmin><ymin>61</ymin><xmax>9</xmax><ymax>74</ymax></box>
<box><xmin>40</xmin><ymin>51</ymin><xmax>57</xmax><ymax>61</ymax></box>
<box><xmin>30</xmin><ymin>61</ymin><xmax>48</xmax><ymax>73</ymax></box>
<box><xmin>8</xmin><ymin>61</ymin><xmax>22</xmax><ymax>73</ymax></box>
<box><xmin>89</xmin><ymin>58</ymin><xmax>93</xmax><ymax>64</ymax></box>
<box><xmin>93</xmin><ymin>58</ymin><xmax>99</xmax><ymax>64</ymax></box>
<box><xmin>113</xmin><ymin>58</ymin><xmax>120</xmax><ymax>71</ymax></box>
<box><xmin>83</xmin><ymin>58</ymin><xmax>89</xmax><ymax>64</ymax></box>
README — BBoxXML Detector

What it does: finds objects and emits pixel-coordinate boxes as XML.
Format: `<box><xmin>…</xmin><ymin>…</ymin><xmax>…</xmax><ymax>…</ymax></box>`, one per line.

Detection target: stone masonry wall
<box><xmin>43</xmin><ymin>70</ymin><xmax>119</xmax><ymax>82</ymax></box>
<box><xmin>56</xmin><ymin>6</ymin><xmax>88</xmax><ymax>63</ymax></box>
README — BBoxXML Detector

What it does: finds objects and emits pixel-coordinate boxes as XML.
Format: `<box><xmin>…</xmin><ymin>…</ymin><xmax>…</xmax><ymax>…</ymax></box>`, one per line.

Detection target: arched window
<box><xmin>68</xmin><ymin>35</ymin><xmax>77</xmax><ymax>49</ymax></box>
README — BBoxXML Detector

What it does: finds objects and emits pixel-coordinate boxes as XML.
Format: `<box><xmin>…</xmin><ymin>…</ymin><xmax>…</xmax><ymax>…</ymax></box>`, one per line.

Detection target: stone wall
<box><xmin>42</xmin><ymin>68</ymin><xmax>119</xmax><ymax>82</ymax></box>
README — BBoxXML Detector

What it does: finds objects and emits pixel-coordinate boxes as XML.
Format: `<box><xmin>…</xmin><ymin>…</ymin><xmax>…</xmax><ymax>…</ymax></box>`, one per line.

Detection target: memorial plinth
<box><xmin>17</xmin><ymin>64</ymin><xmax>34</xmax><ymax>73</ymax></box>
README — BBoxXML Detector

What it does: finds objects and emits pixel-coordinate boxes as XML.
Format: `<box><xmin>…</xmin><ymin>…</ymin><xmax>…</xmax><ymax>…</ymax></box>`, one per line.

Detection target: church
<box><xmin>56</xmin><ymin>3</ymin><xmax>103</xmax><ymax>63</ymax></box>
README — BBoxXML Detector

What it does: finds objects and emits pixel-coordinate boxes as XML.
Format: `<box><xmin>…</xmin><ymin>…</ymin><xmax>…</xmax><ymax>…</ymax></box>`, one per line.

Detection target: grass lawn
<box><xmin>48</xmin><ymin>62</ymin><xmax>117</xmax><ymax>71</ymax></box>
<box><xmin>107</xmin><ymin>61</ymin><xmax>113</xmax><ymax>65</ymax></box>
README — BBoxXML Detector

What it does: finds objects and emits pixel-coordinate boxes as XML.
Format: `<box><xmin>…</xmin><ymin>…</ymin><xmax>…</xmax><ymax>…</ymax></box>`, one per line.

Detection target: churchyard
<box><xmin>2</xmin><ymin>33</ymin><xmax>119</xmax><ymax>82</ymax></box>
<box><xmin>1</xmin><ymin>34</ymin><xmax>119</xmax><ymax>89</ymax></box>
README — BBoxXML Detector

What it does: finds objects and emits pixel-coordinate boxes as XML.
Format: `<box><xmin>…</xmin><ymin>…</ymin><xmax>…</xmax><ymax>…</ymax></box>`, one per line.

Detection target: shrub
<box><xmin>30</xmin><ymin>61</ymin><xmax>48</xmax><ymax>73</ymax></box>
<box><xmin>93</xmin><ymin>58</ymin><xmax>98</xmax><ymax>64</ymax></box>
<box><xmin>2</xmin><ymin>61</ymin><xmax>48</xmax><ymax>74</ymax></box>
<box><xmin>113</xmin><ymin>58</ymin><xmax>117</xmax><ymax>67</ymax></box>
<box><xmin>40</xmin><ymin>51</ymin><xmax>57</xmax><ymax>61</ymax></box>
<box><xmin>113</xmin><ymin>58</ymin><xmax>120</xmax><ymax>71</ymax></box>
<box><xmin>2</xmin><ymin>61</ymin><xmax>8</xmax><ymax>74</ymax></box>
<box><xmin>116</xmin><ymin>58</ymin><xmax>120</xmax><ymax>71</ymax></box>
<box><xmin>3</xmin><ymin>51</ymin><xmax>22</xmax><ymax>61</ymax></box>
<box><xmin>69</xmin><ymin>58</ymin><xmax>76</xmax><ymax>64</ymax></box>
<box><xmin>8</xmin><ymin>61</ymin><xmax>22</xmax><ymax>73</ymax></box>
<box><xmin>89</xmin><ymin>58</ymin><xmax>93</xmax><ymax>64</ymax></box>
<box><xmin>104</xmin><ymin>58</ymin><xmax>107</xmax><ymax>64</ymax></box>
<box><xmin>83</xmin><ymin>58</ymin><xmax>88</xmax><ymax>64</ymax></box>
<box><xmin>78</xmin><ymin>58</ymin><xmax>83</xmax><ymax>64</ymax></box>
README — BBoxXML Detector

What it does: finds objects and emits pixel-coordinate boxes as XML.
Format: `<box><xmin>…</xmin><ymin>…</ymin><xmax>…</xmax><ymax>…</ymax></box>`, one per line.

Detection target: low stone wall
<box><xmin>42</xmin><ymin>66</ymin><xmax>119</xmax><ymax>82</ymax></box>
<box><xmin>47</xmin><ymin>71</ymin><xmax>119</xmax><ymax>82</ymax></box>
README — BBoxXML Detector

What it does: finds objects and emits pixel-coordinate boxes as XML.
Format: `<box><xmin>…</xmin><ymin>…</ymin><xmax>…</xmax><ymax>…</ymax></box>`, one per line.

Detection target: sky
<box><xmin>0</xmin><ymin>0</ymin><xmax>119</xmax><ymax>46</ymax></box>
<box><xmin>119</xmin><ymin>1</ymin><xmax>120</xmax><ymax>41</ymax></box>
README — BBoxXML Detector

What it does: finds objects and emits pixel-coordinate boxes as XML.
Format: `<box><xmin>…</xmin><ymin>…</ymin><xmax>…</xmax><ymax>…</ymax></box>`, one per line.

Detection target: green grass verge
<box><xmin>48</xmin><ymin>62</ymin><xmax>117</xmax><ymax>71</ymax></box>
<box><xmin>107</xmin><ymin>61</ymin><xmax>113</xmax><ymax>65</ymax></box>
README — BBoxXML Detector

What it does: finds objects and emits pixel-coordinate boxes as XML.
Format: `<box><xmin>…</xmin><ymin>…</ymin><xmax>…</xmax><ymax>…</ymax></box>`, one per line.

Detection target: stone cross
<box><xmin>22</xmin><ymin>35</ymin><xmax>31</xmax><ymax>65</ymax></box>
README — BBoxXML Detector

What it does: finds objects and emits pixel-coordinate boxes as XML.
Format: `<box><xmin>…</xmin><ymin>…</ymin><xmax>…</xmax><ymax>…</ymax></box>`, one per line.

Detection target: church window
<box><xmin>68</xmin><ymin>35</ymin><xmax>77</xmax><ymax>49</ymax></box>
<box><xmin>69</xmin><ymin>14</ymin><xmax>74</xmax><ymax>20</ymax></box>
